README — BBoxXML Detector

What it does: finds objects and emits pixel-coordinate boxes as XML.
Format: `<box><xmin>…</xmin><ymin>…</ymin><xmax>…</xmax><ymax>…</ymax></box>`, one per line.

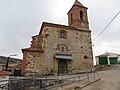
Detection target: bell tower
<box><xmin>68</xmin><ymin>0</ymin><xmax>89</xmax><ymax>29</ymax></box>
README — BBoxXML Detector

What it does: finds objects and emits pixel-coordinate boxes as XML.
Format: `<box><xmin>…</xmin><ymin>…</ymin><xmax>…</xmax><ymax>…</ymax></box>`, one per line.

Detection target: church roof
<box><xmin>39</xmin><ymin>22</ymin><xmax>91</xmax><ymax>35</ymax></box>
<box><xmin>74</xmin><ymin>0</ymin><xmax>84</xmax><ymax>7</ymax></box>
<box><xmin>68</xmin><ymin>0</ymin><xmax>87</xmax><ymax>14</ymax></box>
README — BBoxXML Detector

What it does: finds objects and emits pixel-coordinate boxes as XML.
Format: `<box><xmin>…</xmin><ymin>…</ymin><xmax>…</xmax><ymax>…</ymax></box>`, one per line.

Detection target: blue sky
<box><xmin>0</xmin><ymin>0</ymin><xmax>120</xmax><ymax>59</ymax></box>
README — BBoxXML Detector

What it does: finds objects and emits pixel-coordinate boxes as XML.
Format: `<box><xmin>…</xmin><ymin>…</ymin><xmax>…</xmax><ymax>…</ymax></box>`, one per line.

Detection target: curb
<box><xmin>74</xmin><ymin>79</ymin><xmax>101</xmax><ymax>90</ymax></box>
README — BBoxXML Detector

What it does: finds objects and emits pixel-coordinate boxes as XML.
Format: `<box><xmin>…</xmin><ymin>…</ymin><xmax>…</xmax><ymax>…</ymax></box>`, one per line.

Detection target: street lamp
<box><xmin>5</xmin><ymin>54</ymin><xmax>17</xmax><ymax>71</ymax></box>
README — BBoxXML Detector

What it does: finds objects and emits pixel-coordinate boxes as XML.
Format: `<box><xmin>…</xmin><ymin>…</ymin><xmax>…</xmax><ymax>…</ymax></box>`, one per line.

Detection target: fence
<box><xmin>0</xmin><ymin>71</ymin><xmax>100</xmax><ymax>90</ymax></box>
<box><xmin>45</xmin><ymin>71</ymin><xmax>100</xmax><ymax>90</ymax></box>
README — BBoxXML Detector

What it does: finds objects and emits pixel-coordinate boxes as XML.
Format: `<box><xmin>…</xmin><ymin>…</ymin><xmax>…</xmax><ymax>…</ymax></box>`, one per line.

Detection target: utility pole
<box><xmin>5</xmin><ymin>54</ymin><xmax>17</xmax><ymax>71</ymax></box>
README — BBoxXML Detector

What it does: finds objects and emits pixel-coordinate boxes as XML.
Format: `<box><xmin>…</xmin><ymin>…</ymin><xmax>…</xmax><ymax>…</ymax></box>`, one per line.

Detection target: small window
<box><xmin>80</xmin><ymin>11</ymin><xmax>84</xmax><ymax>20</ymax></box>
<box><xmin>59</xmin><ymin>30</ymin><xmax>67</xmax><ymax>39</ymax></box>
<box><xmin>60</xmin><ymin>32</ymin><xmax>64</xmax><ymax>38</ymax></box>
<box><xmin>84</xmin><ymin>55</ymin><xmax>88</xmax><ymax>59</ymax></box>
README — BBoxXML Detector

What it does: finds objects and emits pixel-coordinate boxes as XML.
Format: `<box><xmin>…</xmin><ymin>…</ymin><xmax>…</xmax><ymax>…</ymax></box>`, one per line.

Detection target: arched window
<box><xmin>80</xmin><ymin>11</ymin><xmax>84</xmax><ymax>20</ymax></box>
<box><xmin>61</xmin><ymin>46</ymin><xmax>65</xmax><ymax>52</ymax></box>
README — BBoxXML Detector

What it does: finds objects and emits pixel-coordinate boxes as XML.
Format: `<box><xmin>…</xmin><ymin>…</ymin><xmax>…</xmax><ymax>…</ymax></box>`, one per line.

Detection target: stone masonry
<box><xmin>22</xmin><ymin>0</ymin><xmax>93</xmax><ymax>76</ymax></box>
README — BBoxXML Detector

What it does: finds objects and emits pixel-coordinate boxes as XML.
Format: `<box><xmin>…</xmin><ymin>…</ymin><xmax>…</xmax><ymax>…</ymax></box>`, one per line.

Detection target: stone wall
<box><xmin>23</xmin><ymin>25</ymin><xmax>93</xmax><ymax>75</ymax></box>
<box><xmin>22</xmin><ymin>51</ymin><xmax>43</xmax><ymax>75</ymax></box>
<box><xmin>39</xmin><ymin>25</ymin><xmax>93</xmax><ymax>73</ymax></box>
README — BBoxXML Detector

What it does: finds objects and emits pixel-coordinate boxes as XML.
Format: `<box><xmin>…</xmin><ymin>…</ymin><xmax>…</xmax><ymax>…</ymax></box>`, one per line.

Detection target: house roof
<box><xmin>0</xmin><ymin>70</ymin><xmax>13</xmax><ymax>76</ymax></box>
<box><xmin>96</xmin><ymin>52</ymin><xmax>118</xmax><ymax>58</ymax></box>
<box><xmin>0</xmin><ymin>56</ymin><xmax>22</xmax><ymax>64</ymax></box>
<box><xmin>39</xmin><ymin>22</ymin><xmax>91</xmax><ymax>35</ymax></box>
<box><xmin>8</xmin><ymin>63</ymin><xmax>21</xmax><ymax>68</ymax></box>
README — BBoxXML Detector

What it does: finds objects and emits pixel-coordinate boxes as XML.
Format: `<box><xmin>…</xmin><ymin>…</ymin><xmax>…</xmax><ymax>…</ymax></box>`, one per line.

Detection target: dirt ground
<box><xmin>81</xmin><ymin>64</ymin><xmax>120</xmax><ymax>90</ymax></box>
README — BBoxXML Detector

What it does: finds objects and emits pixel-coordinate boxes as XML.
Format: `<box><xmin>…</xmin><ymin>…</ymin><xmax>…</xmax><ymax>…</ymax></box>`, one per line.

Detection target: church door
<box><xmin>58</xmin><ymin>60</ymin><xmax>68</xmax><ymax>74</ymax></box>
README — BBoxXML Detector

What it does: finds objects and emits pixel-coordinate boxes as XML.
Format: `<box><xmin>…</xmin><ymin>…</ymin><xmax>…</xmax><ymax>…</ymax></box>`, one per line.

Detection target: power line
<box><xmin>93</xmin><ymin>11</ymin><xmax>120</xmax><ymax>42</ymax></box>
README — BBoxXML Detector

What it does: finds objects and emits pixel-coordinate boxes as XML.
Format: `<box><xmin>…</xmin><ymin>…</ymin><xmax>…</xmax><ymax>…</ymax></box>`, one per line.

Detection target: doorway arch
<box><xmin>58</xmin><ymin>60</ymin><xmax>68</xmax><ymax>74</ymax></box>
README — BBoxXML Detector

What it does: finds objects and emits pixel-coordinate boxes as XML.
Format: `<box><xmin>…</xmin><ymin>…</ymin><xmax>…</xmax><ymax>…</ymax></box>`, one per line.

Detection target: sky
<box><xmin>0</xmin><ymin>0</ymin><xmax>120</xmax><ymax>60</ymax></box>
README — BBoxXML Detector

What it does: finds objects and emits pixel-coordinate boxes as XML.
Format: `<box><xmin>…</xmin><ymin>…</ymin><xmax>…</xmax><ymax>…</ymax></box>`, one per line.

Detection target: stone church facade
<box><xmin>22</xmin><ymin>0</ymin><xmax>93</xmax><ymax>76</ymax></box>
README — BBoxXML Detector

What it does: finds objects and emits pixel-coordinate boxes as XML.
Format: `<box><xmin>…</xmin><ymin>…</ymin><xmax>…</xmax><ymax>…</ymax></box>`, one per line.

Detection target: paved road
<box><xmin>81</xmin><ymin>64</ymin><xmax>120</xmax><ymax>90</ymax></box>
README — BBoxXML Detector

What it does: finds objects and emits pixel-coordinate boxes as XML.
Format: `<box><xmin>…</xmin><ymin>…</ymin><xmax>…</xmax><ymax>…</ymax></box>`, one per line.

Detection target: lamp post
<box><xmin>5</xmin><ymin>54</ymin><xmax>17</xmax><ymax>71</ymax></box>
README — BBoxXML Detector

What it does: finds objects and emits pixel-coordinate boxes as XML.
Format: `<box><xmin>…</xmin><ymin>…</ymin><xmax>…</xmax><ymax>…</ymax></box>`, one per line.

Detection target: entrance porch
<box><xmin>54</xmin><ymin>54</ymin><xmax>73</xmax><ymax>74</ymax></box>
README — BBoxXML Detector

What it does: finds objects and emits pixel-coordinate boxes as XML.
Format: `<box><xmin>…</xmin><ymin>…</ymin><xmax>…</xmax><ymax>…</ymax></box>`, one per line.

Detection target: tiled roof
<box><xmin>8</xmin><ymin>63</ymin><xmax>21</xmax><ymax>67</ymax></box>
<box><xmin>74</xmin><ymin>0</ymin><xmax>84</xmax><ymax>7</ymax></box>
<box><xmin>0</xmin><ymin>70</ymin><xmax>13</xmax><ymax>75</ymax></box>
<box><xmin>68</xmin><ymin>0</ymin><xmax>87</xmax><ymax>14</ymax></box>
<box><xmin>39</xmin><ymin>22</ymin><xmax>91</xmax><ymax>35</ymax></box>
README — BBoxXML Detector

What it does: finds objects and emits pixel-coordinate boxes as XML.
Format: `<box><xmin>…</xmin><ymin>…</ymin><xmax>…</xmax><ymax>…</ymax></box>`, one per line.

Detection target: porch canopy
<box><xmin>55</xmin><ymin>55</ymin><xmax>73</xmax><ymax>60</ymax></box>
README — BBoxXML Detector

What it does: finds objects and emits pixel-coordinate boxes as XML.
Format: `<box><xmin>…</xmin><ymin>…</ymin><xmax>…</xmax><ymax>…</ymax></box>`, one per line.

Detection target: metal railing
<box><xmin>0</xmin><ymin>71</ymin><xmax>100</xmax><ymax>90</ymax></box>
<box><xmin>45</xmin><ymin>71</ymin><xmax>100</xmax><ymax>90</ymax></box>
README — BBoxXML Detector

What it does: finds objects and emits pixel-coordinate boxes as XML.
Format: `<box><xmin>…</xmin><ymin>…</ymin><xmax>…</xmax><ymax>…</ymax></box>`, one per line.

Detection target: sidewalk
<box><xmin>81</xmin><ymin>64</ymin><xmax>120</xmax><ymax>90</ymax></box>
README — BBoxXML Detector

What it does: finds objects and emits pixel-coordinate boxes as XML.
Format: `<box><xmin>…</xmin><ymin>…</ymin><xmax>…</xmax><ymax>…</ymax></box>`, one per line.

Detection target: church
<box><xmin>22</xmin><ymin>0</ymin><xmax>93</xmax><ymax>76</ymax></box>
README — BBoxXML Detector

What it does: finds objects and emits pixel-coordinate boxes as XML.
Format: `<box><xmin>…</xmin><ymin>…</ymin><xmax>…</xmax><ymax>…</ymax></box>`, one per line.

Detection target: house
<box><xmin>0</xmin><ymin>64</ymin><xmax>6</xmax><ymax>70</ymax></box>
<box><xmin>0</xmin><ymin>70</ymin><xmax>13</xmax><ymax>86</ymax></box>
<box><xmin>96</xmin><ymin>52</ymin><xmax>119</xmax><ymax>65</ymax></box>
<box><xmin>118</xmin><ymin>54</ymin><xmax>120</xmax><ymax>62</ymax></box>
<box><xmin>0</xmin><ymin>56</ymin><xmax>22</xmax><ymax>65</ymax></box>
<box><xmin>22</xmin><ymin>0</ymin><xmax>93</xmax><ymax>76</ymax></box>
<box><xmin>0</xmin><ymin>56</ymin><xmax>22</xmax><ymax>76</ymax></box>
<box><xmin>8</xmin><ymin>62</ymin><xmax>22</xmax><ymax>76</ymax></box>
